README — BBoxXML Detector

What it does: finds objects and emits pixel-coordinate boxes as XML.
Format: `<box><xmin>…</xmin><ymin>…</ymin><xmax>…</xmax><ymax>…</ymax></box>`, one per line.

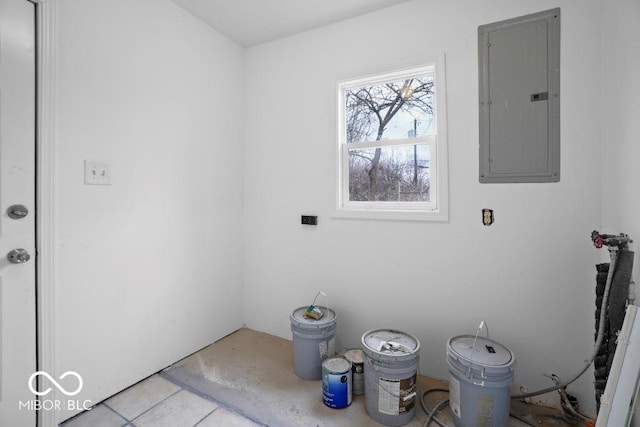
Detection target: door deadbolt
<box><xmin>7</xmin><ymin>248</ymin><xmax>31</xmax><ymax>264</ymax></box>
<box><xmin>7</xmin><ymin>204</ymin><xmax>28</xmax><ymax>219</ymax></box>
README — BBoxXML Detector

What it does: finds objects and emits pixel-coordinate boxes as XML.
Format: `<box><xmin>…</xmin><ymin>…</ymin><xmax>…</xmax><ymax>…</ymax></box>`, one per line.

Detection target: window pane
<box><xmin>348</xmin><ymin>144</ymin><xmax>431</xmax><ymax>202</ymax></box>
<box><xmin>345</xmin><ymin>74</ymin><xmax>435</xmax><ymax>144</ymax></box>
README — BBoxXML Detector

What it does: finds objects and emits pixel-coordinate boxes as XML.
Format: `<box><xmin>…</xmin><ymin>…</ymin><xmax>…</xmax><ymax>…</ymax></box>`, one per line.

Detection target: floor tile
<box><xmin>104</xmin><ymin>374</ymin><xmax>180</xmax><ymax>420</ymax></box>
<box><xmin>60</xmin><ymin>403</ymin><xmax>126</xmax><ymax>427</ymax></box>
<box><xmin>133</xmin><ymin>390</ymin><xmax>218</xmax><ymax>427</ymax></box>
<box><xmin>197</xmin><ymin>407</ymin><xmax>261</xmax><ymax>427</ymax></box>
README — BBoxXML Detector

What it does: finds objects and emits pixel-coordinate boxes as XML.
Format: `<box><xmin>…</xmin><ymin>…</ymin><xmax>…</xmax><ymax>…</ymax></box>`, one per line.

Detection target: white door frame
<box><xmin>31</xmin><ymin>1</ymin><xmax>56</xmax><ymax>426</ymax></box>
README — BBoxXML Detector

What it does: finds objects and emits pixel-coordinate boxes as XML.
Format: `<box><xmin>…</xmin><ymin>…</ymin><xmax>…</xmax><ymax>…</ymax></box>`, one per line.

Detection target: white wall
<box><xmin>49</xmin><ymin>0</ymin><xmax>634</xmax><ymax>420</ymax></box>
<box><xmin>53</xmin><ymin>0</ymin><xmax>244</xmax><ymax>421</ymax></box>
<box><xmin>600</xmin><ymin>0</ymin><xmax>640</xmax><ymax>423</ymax></box>
<box><xmin>244</xmin><ymin>0</ymin><xmax>602</xmax><ymax>413</ymax></box>
<box><xmin>601</xmin><ymin>0</ymin><xmax>640</xmax><ymax>274</ymax></box>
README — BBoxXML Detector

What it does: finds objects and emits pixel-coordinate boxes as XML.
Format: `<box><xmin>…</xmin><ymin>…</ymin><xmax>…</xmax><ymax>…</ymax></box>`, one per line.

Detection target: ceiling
<box><xmin>170</xmin><ymin>0</ymin><xmax>413</xmax><ymax>48</ymax></box>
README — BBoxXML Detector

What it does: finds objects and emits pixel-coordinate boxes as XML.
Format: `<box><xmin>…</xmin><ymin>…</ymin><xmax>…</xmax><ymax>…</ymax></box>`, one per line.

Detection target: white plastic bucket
<box><xmin>447</xmin><ymin>335</ymin><xmax>515</xmax><ymax>427</ymax></box>
<box><xmin>344</xmin><ymin>349</ymin><xmax>365</xmax><ymax>395</ymax></box>
<box><xmin>362</xmin><ymin>329</ymin><xmax>420</xmax><ymax>426</ymax></box>
<box><xmin>322</xmin><ymin>357</ymin><xmax>352</xmax><ymax>408</ymax></box>
<box><xmin>290</xmin><ymin>306</ymin><xmax>336</xmax><ymax>380</ymax></box>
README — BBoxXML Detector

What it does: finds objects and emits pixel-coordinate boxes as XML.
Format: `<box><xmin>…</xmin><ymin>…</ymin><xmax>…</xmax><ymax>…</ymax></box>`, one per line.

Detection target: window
<box><xmin>336</xmin><ymin>56</ymin><xmax>448</xmax><ymax>221</ymax></box>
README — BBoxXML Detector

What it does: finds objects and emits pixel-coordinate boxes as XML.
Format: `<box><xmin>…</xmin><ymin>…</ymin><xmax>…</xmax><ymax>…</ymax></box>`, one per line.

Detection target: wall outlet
<box><xmin>84</xmin><ymin>160</ymin><xmax>111</xmax><ymax>185</ymax></box>
<box><xmin>301</xmin><ymin>215</ymin><xmax>317</xmax><ymax>225</ymax></box>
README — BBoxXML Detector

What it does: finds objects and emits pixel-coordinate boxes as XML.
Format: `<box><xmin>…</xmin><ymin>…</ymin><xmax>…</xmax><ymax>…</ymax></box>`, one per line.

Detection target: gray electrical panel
<box><xmin>479</xmin><ymin>8</ymin><xmax>560</xmax><ymax>183</ymax></box>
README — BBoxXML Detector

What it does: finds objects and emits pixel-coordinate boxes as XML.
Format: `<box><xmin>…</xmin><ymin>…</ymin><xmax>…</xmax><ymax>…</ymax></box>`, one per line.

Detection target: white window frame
<box><xmin>335</xmin><ymin>55</ymin><xmax>449</xmax><ymax>221</ymax></box>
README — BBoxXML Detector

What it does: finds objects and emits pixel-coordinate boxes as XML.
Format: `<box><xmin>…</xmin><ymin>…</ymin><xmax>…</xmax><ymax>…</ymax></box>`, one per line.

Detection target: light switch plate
<box><xmin>84</xmin><ymin>160</ymin><xmax>111</xmax><ymax>185</ymax></box>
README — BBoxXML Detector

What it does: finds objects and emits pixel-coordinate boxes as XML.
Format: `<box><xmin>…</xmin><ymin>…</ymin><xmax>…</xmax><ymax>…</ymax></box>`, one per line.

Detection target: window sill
<box><xmin>332</xmin><ymin>208</ymin><xmax>448</xmax><ymax>222</ymax></box>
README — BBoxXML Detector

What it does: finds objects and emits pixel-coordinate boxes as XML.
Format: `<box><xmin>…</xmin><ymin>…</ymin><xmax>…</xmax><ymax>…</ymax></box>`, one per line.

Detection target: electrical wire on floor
<box><xmin>419</xmin><ymin>387</ymin><xmax>537</xmax><ymax>427</ymax></box>
<box><xmin>559</xmin><ymin>389</ymin><xmax>593</xmax><ymax>423</ymax></box>
<box><xmin>419</xmin><ymin>388</ymin><xmax>448</xmax><ymax>427</ymax></box>
<box><xmin>553</xmin><ymin>374</ymin><xmax>595</xmax><ymax>423</ymax></box>
<box><xmin>420</xmin><ymin>232</ymin><xmax>631</xmax><ymax>426</ymax></box>
<box><xmin>514</xmin><ymin>233</ymin><xmax>629</xmax><ymax>405</ymax></box>
<box><xmin>505</xmin><ymin>239</ymin><xmax>624</xmax><ymax>425</ymax></box>
<box><xmin>509</xmin><ymin>411</ymin><xmax>537</xmax><ymax>426</ymax></box>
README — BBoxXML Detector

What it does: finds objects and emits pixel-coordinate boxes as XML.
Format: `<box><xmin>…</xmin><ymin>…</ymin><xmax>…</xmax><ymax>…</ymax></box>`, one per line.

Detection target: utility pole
<box><xmin>413</xmin><ymin>119</ymin><xmax>418</xmax><ymax>186</ymax></box>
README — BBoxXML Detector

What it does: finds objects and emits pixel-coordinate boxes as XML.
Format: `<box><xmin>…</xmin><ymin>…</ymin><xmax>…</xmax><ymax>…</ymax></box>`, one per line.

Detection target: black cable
<box><xmin>509</xmin><ymin>412</ymin><xmax>537</xmax><ymax>426</ymax></box>
<box><xmin>423</xmin><ymin>398</ymin><xmax>449</xmax><ymax>427</ymax></box>
<box><xmin>419</xmin><ymin>388</ymin><xmax>448</xmax><ymax>427</ymax></box>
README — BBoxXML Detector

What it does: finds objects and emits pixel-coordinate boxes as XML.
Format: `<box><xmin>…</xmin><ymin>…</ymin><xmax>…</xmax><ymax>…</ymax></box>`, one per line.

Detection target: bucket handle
<box><xmin>312</xmin><ymin>291</ymin><xmax>330</xmax><ymax>319</ymax></box>
<box><xmin>467</xmin><ymin>320</ymin><xmax>489</xmax><ymax>378</ymax></box>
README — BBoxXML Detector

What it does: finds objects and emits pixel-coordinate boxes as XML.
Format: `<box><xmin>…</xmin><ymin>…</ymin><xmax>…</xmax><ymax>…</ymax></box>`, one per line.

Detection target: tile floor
<box><xmin>61</xmin><ymin>328</ymin><xmax>592</xmax><ymax>427</ymax></box>
<box><xmin>60</xmin><ymin>372</ymin><xmax>262</xmax><ymax>427</ymax></box>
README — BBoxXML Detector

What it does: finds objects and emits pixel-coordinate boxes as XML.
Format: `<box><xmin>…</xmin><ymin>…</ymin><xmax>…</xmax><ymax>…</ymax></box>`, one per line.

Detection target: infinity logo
<box><xmin>28</xmin><ymin>371</ymin><xmax>84</xmax><ymax>397</ymax></box>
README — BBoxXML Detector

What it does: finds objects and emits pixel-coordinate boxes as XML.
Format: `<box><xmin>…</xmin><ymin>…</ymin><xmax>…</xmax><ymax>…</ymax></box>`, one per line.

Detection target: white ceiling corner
<box><xmin>170</xmin><ymin>0</ymin><xmax>413</xmax><ymax>47</ymax></box>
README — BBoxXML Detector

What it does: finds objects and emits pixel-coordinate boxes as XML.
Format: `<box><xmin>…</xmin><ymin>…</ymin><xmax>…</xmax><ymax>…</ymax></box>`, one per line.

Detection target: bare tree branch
<box><xmin>345</xmin><ymin>74</ymin><xmax>434</xmax><ymax>201</ymax></box>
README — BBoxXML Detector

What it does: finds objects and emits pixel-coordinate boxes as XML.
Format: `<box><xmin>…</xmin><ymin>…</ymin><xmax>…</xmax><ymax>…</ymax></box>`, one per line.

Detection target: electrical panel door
<box><xmin>479</xmin><ymin>9</ymin><xmax>560</xmax><ymax>183</ymax></box>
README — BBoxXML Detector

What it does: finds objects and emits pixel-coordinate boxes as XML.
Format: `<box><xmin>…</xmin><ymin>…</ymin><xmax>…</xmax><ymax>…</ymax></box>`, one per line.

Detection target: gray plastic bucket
<box><xmin>343</xmin><ymin>349</ymin><xmax>365</xmax><ymax>395</ymax></box>
<box><xmin>446</xmin><ymin>335</ymin><xmax>515</xmax><ymax>427</ymax></box>
<box><xmin>290</xmin><ymin>306</ymin><xmax>337</xmax><ymax>380</ymax></box>
<box><xmin>362</xmin><ymin>329</ymin><xmax>420</xmax><ymax>426</ymax></box>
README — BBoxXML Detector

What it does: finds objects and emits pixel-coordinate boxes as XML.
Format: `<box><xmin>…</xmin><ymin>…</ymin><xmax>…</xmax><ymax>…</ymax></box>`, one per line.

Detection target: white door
<box><xmin>0</xmin><ymin>0</ymin><xmax>37</xmax><ymax>425</ymax></box>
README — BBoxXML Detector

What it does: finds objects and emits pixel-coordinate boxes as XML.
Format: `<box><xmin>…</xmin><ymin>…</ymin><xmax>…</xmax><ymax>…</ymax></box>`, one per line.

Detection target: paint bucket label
<box><xmin>322</xmin><ymin>358</ymin><xmax>352</xmax><ymax>409</ymax></box>
<box><xmin>319</xmin><ymin>338</ymin><xmax>335</xmax><ymax>359</ymax></box>
<box><xmin>377</xmin><ymin>374</ymin><xmax>416</xmax><ymax>415</ymax></box>
<box><xmin>344</xmin><ymin>349</ymin><xmax>365</xmax><ymax>395</ymax></box>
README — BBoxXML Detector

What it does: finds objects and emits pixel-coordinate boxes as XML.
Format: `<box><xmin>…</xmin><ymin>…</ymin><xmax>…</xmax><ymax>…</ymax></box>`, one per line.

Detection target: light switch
<box><xmin>84</xmin><ymin>160</ymin><xmax>111</xmax><ymax>185</ymax></box>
